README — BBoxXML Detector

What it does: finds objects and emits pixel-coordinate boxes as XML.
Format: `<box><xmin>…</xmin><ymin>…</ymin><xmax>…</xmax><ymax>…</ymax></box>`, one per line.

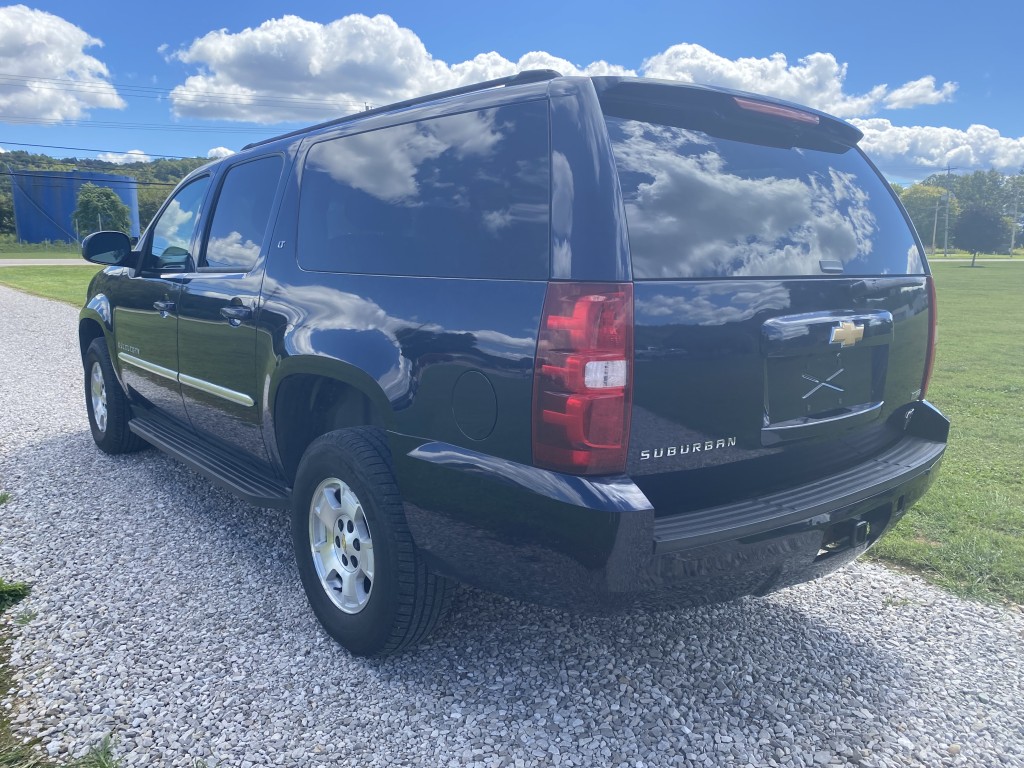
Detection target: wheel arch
<box><xmin>269</xmin><ymin>357</ymin><xmax>395</xmax><ymax>484</ymax></box>
<box><xmin>78</xmin><ymin>293</ymin><xmax>113</xmax><ymax>360</ymax></box>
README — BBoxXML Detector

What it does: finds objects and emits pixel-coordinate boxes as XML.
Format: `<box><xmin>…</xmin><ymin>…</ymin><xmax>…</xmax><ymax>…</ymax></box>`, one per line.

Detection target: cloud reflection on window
<box><xmin>606</xmin><ymin>118</ymin><xmax>914</xmax><ymax>279</ymax></box>
<box><xmin>206</xmin><ymin>231</ymin><xmax>261</xmax><ymax>268</ymax></box>
<box><xmin>298</xmin><ymin>101</ymin><xmax>550</xmax><ymax>280</ymax></box>
<box><xmin>307</xmin><ymin>109</ymin><xmax>504</xmax><ymax>204</ymax></box>
<box><xmin>152</xmin><ymin>199</ymin><xmax>196</xmax><ymax>257</ymax></box>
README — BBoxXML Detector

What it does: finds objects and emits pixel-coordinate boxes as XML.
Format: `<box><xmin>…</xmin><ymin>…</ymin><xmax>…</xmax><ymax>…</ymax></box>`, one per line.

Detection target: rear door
<box><xmin>596</xmin><ymin>81</ymin><xmax>932</xmax><ymax>514</ymax></box>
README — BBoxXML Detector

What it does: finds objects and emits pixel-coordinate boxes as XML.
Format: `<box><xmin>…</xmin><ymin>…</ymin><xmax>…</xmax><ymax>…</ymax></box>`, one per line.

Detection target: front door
<box><xmin>177</xmin><ymin>155</ymin><xmax>284</xmax><ymax>463</ymax></box>
<box><xmin>113</xmin><ymin>176</ymin><xmax>211</xmax><ymax>423</ymax></box>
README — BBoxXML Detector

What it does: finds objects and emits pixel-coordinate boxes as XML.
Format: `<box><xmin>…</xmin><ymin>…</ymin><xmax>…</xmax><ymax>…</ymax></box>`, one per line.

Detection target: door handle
<box><xmin>220</xmin><ymin>305</ymin><xmax>253</xmax><ymax>326</ymax></box>
<box><xmin>153</xmin><ymin>300</ymin><xmax>176</xmax><ymax>316</ymax></box>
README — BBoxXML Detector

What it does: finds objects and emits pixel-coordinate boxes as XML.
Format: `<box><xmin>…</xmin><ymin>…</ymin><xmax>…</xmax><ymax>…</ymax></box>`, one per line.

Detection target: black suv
<box><xmin>79</xmin><ymin>71</ymin><xmax>949</xmax><ymax>656</ymax></box>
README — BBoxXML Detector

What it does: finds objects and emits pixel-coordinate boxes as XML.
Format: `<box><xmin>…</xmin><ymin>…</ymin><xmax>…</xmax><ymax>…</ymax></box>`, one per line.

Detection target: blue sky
<box><xmin>0</xmin><ymin>1</ymin><xmax>1020</xmax><ymax>182</ymax></box>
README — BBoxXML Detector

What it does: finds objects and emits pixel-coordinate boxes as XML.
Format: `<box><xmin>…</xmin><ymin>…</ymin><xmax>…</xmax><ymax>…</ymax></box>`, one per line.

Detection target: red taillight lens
<box><xmin>921</xmin><ymin>275</ymin><xmax>938</xmax><ymax>399</ymax></box>
<box><xmin>532</xmin><ymin>282</ymin><xmax>633</xmax><ymax>474</ymax></box>
<box><xmin>733</xmin><ymin>96</ymin><xmax>820</xmax><ymax>125</ymax></box>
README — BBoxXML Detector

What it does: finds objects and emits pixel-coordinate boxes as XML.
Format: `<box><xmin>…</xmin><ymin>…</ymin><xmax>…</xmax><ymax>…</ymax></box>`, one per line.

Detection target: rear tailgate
<box><xmin>594</xmin><ymin>78</ymin><xmax>932</xmax><ymax>514</ymax></box>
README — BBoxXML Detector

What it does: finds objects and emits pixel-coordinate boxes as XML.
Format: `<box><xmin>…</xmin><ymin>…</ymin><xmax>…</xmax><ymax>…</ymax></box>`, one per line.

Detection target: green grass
<box><xmin>925</xmin><ymin>249</ymin><xmax>1021</xmax><ymax>259</ymax></box>
<box><xmin>870</xmin><ymin>261</ymin><xmax>1024</xmax><ymax>604</ymax></box>
<box><xmin>0</xmin><ymin>581</ymin><xmax>29</xmax><ymax>615</ymax></box>
<box><xmin>0</xmin><ymin>239</ymin><xmax>78</xmax><ymax>258</ymax></box>
<box><xmin>0</xmin><ymin>266</ymin><xmax>101</xmax><ymax>306</ymax></box>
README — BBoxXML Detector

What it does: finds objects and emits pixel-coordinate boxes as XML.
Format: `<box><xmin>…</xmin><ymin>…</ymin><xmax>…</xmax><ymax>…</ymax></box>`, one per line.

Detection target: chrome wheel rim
<box><xmin>90</xmin><ymin>362</ymin><xmax>108</xmax><ymax>434</ymax></box>
<box><xmin>309</xmin><ymin>477</ymin><xmax>374</xmax><ymax>614</ymax></box>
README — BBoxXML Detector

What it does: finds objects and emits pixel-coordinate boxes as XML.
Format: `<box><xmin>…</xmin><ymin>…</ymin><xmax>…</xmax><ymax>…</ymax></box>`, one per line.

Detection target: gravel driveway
<box><xmin>1</xmin><ymin>284</ymin><xmax>1022</xmax><ymax>768</ymax></box>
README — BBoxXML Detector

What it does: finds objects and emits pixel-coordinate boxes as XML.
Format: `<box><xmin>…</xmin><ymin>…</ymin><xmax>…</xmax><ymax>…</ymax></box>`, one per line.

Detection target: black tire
<box><xmin>84</xmin><ymin>338</ymin><xmax>146</xmax><ymax>454</ymax></box>
<box><xmin>291</xmin><ymin>427</ymin><xmax>453</xmax><ymax>656</ymax></box>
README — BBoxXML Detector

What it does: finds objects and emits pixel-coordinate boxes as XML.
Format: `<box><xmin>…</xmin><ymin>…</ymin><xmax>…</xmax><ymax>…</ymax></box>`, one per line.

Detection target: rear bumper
<box><xmin>394</xmin><ymin>401</ymin><xmax>948</xmax><ymax>611</ymax></box>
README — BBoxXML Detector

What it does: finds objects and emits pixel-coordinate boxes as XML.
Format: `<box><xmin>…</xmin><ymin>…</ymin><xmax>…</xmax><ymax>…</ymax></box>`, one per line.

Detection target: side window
<box><xmin>296</xmin><ymin>100</ymin><xmax>550</xmax><ymax>280</ymax></box>
<box><xmin>148</xmin><ymin>177</ymin><xmax>210</xmax><ymax>271</ymax></box>
<box><xmin>201</xmin><ymin>156</ymin><xmax>283</xmax><ymax>272</ymax></box>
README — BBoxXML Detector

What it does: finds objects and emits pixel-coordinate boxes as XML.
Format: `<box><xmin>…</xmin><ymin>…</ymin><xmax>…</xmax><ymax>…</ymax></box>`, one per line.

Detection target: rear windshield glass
<box><xmin>605</xmin><ymin>115</ymin><xmax>924</xmax><ymax>279</ymax></box>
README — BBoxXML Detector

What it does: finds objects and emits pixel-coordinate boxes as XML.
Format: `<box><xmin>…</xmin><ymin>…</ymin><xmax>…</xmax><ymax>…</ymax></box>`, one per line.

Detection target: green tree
<box><xmin>137</xmin><ymin>184</ymin><xmax>170</xmax><ymax>231</ymax></box>
<box><xmin>898</xmin><ymin>184</ymin><xmax>956</xmax><ymax>252</ymax></box>
<box><xmin>953</xmin><ymin>206</ymin><xmax>1013</xmax><ymax>266</ymax></box>
<box><xmin>0</xmin><ymin>188</ymin><xmax>14</xmax><ymax>235</ymax></box>
<box><xmin>73</xmin><ymin>183</ymin><xmax>131</xmax><ymax>237</ymax></box>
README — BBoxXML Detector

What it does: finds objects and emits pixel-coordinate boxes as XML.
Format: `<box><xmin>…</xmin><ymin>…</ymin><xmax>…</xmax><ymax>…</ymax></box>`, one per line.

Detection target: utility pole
<box><xmin>1011</xmin><ymin>176</ymin><xmax>1020</xmax><ymax>255</ymax></box>
<box><xmin>931</xmin><ymin>196</ymin><xmax>940</xmax><ymax>254</ymax></box>
<box><xmin>1011</xmin><ymin>195</ymin><xmax>1019</xmax><ymax>255</ymax></box>
<box><xmin>942</xmin><ymin>164</ymin><xmax>957</xmax><ymax>258</ymax></box>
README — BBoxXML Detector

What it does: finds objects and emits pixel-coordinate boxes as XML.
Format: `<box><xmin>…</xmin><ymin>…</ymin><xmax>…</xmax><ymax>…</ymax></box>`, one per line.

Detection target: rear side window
<box><xmin>297</xmin><ymin>101</ymin><xmax>550</xmax><ymax>280</ymax></box>
<box><xmin>202</xmin><ymin>155</ymin><xmax>283</xmax><ymax>272</ymax></box>
<box><xmin>605</xmin><ymin>116</ymin><xmax>924</xmax><ymax>279</ymax></box>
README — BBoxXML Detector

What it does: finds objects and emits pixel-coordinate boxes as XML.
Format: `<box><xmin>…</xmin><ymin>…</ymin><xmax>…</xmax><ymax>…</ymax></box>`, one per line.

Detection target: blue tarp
<box><xmin>10</xmin><ymin>170</ymin><xmax>141</xmax><ymax>243</ymax></box>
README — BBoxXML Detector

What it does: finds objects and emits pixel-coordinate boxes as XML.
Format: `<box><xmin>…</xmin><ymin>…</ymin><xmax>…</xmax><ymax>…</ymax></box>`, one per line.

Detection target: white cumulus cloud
<box><xmin>0</xmin><ymin>4</ymin><xmax>124</xmax><ymax>121</ymax></box>
<box><xmin>167</xmin><ymin>14</ymin><xmax>631</xmax><ymax>122</ymax></box>
<box><xmin>852</xmin><ymin>118</ymin><xmax>1024</xmax><ymax>172</ymax></box>
<box><xmin>642</xmin><ymin>44</ymin><xmax>886</xmax><ymax>118</ymax></box>
<box><xmin>165</xmin><ymin>13</ymin><xmax>1024</xmax><ymax>177</ymax></box>
<box><xmin>642</xmin><ymin>44</ymin><xmax>957</xmax><ymax>118</ymax></box>
<box><xmin>97</xmin><ymin>149</ymin><xmax>150</xmax><ymax>164</ymax></box>
<box><xmin>207</xmin><ymin>146</ymin><xmax>235</xmax><ymax>159</ymax></box>
<box><xmin>883</xmin><ymin>76</ymin><xmax>957</xmax><ymax>109</ymax></box>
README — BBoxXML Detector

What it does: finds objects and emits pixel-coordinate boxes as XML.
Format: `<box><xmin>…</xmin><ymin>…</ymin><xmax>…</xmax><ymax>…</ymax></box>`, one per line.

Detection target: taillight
<box><xmin>921</xmin><ymin>275</ymin><xmax>938</xmax><ymax>399</ymax></box>
<box><xmin>532</xmin><ymin>282</ymin><xmax>633</xmax><ymax>474</ymax></box>
<box><xmin>733</xmin><ymin>96</ymin><xmax>820</xmax><ymax>125</ymax></box>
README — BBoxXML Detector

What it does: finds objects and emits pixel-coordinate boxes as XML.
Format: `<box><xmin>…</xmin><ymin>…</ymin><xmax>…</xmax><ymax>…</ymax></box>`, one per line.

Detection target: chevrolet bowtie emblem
<box><xmin>830</xmin><ymin>321</ymin><xmax>865</xmax><ymax>347</ymax></box>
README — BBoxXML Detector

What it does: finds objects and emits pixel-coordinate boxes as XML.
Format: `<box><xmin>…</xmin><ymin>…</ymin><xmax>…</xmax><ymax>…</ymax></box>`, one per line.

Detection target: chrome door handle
<box><xmin>153</xmin><ymin>300</ymin><xmax>175</xmax><ymax>317</ymax></box>
<box><xmin>220</xmin><ymin>306</ymin><xmax>253</xmax><ymax>326</ymax></box>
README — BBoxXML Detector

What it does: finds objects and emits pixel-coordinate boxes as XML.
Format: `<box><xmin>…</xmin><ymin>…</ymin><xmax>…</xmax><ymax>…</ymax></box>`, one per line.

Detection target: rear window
<box><xmin>605</xmin><ymin>115</ymin><xmax>924</xmax><ymax>279</ymax></box>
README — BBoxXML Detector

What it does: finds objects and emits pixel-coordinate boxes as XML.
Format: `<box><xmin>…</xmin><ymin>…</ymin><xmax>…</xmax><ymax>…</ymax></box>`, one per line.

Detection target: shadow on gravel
<box><xmin>378</xmin><ymin>587</ymin><xmax>912</xmax><ymax>760</ymax></box>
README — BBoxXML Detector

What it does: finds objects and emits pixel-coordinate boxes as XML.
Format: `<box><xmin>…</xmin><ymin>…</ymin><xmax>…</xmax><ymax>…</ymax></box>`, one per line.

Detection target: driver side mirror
<box><xmin>82</xmin><ymin>231</ymin><xmax>133</xmax><ymax>267</ymax></box>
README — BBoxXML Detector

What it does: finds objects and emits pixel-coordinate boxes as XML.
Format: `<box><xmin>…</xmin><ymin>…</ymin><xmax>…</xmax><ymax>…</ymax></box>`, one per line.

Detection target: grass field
<box><xmin>870</xmin><ymin>261</ymin><xmax>1024</xmax><ymax>604</ymax></box>
<box><xmin>0</xmin><ymin>239</ymin><xmax>78</xmax><ymax>258</ymax></box>
<box><xmin>0</xmin><ymin>265</ymin><xmax>101</xmax><ymax>305</ymax></box>
<box><xmin>0</xmin><ymin>260</ymin><xmax>1021</xmax><ymax>605</ymax></box>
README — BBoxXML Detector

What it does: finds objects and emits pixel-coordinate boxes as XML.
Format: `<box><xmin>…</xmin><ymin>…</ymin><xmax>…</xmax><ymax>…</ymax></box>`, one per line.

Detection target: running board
<box><xmin>129</xmin><ymin>416</ymin><xmax>291</xmax><ymax>508</ymax></box>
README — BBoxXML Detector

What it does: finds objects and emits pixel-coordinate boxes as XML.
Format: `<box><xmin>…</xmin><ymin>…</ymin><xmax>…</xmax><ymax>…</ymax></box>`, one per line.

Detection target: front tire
<box><xmin>84</xmin><ymin>338</ymin><xmax>145</xmax><ymax>454</ymax></box>
<box><xmin>291</xmin><ymin>428</ymin><xmax>453</xmax><ymax>656</ymax></box>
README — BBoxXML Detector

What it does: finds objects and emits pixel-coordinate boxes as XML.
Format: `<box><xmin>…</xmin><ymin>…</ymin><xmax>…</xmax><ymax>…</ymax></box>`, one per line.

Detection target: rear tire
<box><xmin>84</xmin><ymin>338</ymin><xmax>146</xmax><ymax>454</ymax></box>
<box><xmin>291</xmin><ymin>428</ymin><xmax>453</xmax><ymax>656</ymax></box>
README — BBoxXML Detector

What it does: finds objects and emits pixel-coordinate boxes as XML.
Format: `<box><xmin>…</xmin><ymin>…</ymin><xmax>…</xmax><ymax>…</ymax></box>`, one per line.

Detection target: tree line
<box><xmin>894</xmin><ymin>169</ymin><xmax>1024</xmax><ymax>256</ymax></box>
<box><xmin>0</xmin><ymin>150</ymin><xmax>210</xmax><ymax>238</ymax></box>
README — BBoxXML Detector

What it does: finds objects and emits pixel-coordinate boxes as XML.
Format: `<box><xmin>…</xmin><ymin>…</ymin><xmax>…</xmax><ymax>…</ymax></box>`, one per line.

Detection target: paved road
<box><xmin>0</xmin><ymin>258</ymin><xmax>89</xmax><ymax>266</ymax></box>
<box><xmin>1</xmin><ymin>283</ymin><xmax>1022</xmax><ymax>768</ymax></box>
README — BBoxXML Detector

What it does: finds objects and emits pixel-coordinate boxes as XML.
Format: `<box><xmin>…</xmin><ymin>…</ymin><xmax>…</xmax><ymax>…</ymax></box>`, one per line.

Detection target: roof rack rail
<box><xmin>242</xmin><ymin>69</ymin><xmax>562</xmax><ymax>151</ymax></box>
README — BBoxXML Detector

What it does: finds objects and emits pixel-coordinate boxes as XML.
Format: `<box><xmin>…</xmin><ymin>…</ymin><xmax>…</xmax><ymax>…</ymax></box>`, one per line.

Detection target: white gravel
<box><xmin>1</xmin><ymin>283</ymin><xmax>1022</xmax><ymax>768</ymax></box>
